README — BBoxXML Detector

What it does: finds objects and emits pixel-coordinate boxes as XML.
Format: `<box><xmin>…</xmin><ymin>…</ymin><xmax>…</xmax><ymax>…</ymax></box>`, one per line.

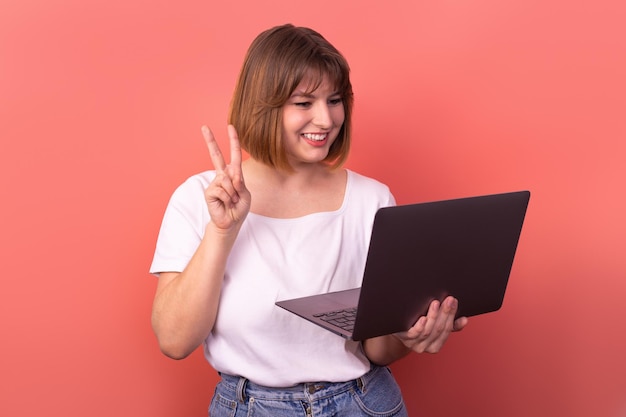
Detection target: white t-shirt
<box><xmin>150</xmin><ymin>169</ymin><xmax>396</xmax><ymax>387</ymax></box>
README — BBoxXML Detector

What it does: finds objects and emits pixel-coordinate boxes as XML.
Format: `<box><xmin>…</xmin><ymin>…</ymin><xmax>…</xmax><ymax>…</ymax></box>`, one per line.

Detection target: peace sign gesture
<box><xmin>201</xmin><ymin>124</ymin><xmax>251</xmax><ymax>232</ymax></box>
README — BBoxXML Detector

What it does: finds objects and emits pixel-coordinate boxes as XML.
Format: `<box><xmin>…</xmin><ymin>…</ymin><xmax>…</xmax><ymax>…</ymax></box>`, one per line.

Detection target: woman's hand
<box><xmin>393</xmin><ymin>296</ymin><xmax>468</xmax><ymax>354</ymax></box>
<box><xmin>201</xmin><ymin>125</ymin><xmax>251</xmax><ymax>232</ymax></box>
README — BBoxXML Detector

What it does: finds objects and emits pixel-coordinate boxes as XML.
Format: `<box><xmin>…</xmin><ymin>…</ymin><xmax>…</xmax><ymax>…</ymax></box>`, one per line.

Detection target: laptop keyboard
<box><xmin>313</xmin><ymin>308</ymin><xmax>357</xmax><ymax>331</ymax></box>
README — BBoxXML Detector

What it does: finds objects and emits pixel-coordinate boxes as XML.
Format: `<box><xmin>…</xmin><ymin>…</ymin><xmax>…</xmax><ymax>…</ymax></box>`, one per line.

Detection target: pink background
<box><xmin>1</xmin><ymin>0</ymin><xmax>624</xmax><ymax>416</ymax></box>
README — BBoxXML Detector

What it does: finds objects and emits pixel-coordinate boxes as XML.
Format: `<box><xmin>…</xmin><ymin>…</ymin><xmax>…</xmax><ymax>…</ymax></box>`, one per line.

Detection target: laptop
<box><xmin>275</xmin><ymin>190</ymin><xmax>530</xmax><ymax>340</ymax></box>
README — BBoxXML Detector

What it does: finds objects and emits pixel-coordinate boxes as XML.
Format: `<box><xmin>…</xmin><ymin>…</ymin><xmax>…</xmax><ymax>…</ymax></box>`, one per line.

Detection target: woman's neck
<box><xmin>241</xmin><ymin>158</ymin><xmax>347</xmax><ymax>218</ymax></box>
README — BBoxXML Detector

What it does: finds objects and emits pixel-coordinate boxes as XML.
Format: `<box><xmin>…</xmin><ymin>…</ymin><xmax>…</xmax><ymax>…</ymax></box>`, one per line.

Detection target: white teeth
<box><xmin>303</xmin><ymin>133</ymin><xmax>326</xmax><ymax>141</ymax></box>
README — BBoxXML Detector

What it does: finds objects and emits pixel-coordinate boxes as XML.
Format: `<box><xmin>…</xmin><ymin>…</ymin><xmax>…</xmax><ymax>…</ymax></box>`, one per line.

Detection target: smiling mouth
<box><xmin>302</xmin><ymin>133</ymin><xmax>327</xmax><ymax>141</ymax></box>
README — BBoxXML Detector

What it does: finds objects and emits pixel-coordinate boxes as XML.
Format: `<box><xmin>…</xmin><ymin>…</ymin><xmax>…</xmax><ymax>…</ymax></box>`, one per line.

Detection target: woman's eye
<box><xmin>295</xmin><ymin>101</ymin><xmax>312</xmax><ymax>107</ymax></box>
<box><xmin>329</xmin><ymin>98</ymin><xmax>343</xmax><ymax>106</ymax></box>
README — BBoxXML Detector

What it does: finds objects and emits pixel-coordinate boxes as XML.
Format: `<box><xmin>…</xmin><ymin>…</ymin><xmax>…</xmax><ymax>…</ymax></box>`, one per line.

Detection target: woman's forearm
<box><xmin>362</xmin><ymin>334</ymin><xmax>412</xmax><ymax>366</ymax></box>
<box><xmin>151</xmin><ymin>223</ymin><xmax>238</xmax><ymax>359</ymax></box>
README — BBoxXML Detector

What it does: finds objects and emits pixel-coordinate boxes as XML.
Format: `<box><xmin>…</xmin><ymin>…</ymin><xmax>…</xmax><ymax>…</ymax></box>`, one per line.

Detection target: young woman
<box><xmin>150</xmin><ymin>23</ymin><xmax>468</xmax><ymax>417</ymax></box>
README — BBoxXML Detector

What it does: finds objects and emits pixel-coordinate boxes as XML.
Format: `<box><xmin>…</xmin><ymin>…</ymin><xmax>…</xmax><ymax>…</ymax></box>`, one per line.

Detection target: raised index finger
<box><xmin>201</xmin><ymin>125</ymin><xmax>227</xmax><ymax>171</ymax></box>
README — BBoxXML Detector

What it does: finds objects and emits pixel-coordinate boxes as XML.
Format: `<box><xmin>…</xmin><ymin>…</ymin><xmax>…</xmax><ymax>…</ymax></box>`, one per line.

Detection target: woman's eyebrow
<box><xmin>290</xmin><ymin>91</ymin><xmax>314</xmax><ymax>98</ymax></box>
<box><xmin>290</xmin><ymin>90</ymin><xmax>341</xmax><ymax>98</ymax></box>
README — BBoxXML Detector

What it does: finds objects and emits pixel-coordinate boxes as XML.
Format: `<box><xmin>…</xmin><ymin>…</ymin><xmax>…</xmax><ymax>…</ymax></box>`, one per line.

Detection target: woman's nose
<box><xmin>312</xmin><ymin>102</ymin><xmax>332</xmax><ymax>128</ymax></box>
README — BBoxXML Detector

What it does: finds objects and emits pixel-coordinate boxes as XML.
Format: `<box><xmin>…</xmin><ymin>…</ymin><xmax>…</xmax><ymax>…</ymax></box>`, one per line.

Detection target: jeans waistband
<box><xmin>219</xmin><ymin>365</ymin><xmax>383</xmax><ymax>403</ymax></box>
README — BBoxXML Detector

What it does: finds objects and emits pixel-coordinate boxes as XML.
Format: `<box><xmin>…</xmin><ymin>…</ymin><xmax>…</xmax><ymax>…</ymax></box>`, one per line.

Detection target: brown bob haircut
<box><xmin>228</xmin><ymin>24</ymin><xmax>354</xmax><ymax>171</ymax></box>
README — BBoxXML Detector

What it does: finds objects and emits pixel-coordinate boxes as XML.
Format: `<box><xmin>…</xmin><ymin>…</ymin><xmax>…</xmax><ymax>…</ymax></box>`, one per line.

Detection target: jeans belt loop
<box><xmin>357</xmin><ymin>375</ymin><xmax>365</xmax><ymax>392</ymax></box>
<box><xmin>236</xmin><ymin>376</ymin><xmax>248</xmax><ymax>403</ymax></box>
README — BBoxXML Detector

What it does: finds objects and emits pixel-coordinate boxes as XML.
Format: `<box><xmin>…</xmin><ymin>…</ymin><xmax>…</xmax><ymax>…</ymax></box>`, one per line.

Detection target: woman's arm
<box><xmin>151</xmin><ymin>125</ymin><xmax>250</xmax><ymax>359</ymax></box>
<box><xmin>362</xmin><ymin>334</ymin><xmax>412</xmax><ymax>366</ymax></box>
<box><xmin>151</xmin><ymin>223</ymin><xmax>239</xmax><ymax>359</ymax></box>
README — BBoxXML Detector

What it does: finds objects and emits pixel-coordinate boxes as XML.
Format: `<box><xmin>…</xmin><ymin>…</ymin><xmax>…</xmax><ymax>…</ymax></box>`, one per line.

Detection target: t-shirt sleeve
<box><xmin>149</xmin><ymin>173</ymin><xmax>212</xmax><ymax>276</ymax></box>
<box><xmin>385</xmin><ymin>188</ymin><xmax>397</xmax><ymax>208</ymax></box>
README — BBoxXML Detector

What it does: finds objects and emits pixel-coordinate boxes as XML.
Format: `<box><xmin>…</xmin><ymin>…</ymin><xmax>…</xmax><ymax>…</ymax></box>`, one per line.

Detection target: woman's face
<box><xmin>281</xmin><ymin>75</ymin><xmax>345</xmax><ymax>168</ymax></box>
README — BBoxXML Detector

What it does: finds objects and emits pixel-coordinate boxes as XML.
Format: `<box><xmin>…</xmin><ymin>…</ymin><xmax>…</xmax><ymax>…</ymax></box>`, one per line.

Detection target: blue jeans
<box><xmin>208</xmin><ymin>365</ymin><xmax>408</xmax><ymax>416</ymax></box>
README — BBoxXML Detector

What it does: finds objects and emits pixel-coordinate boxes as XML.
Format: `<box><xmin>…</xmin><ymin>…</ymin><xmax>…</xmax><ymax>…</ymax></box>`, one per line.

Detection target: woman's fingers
<box><xmin>397</xmin><ymin>296</ymin><xmax>461</xmax><ymax>353</ymax></box>
<box><xmin>201</xmin><ymin>125</ymin><xmax>242</xmax><ymax>202</ymax></box>
<box><xmin>227</xmin><ymin>125</ymin><xmax>242</xmax><ymax>170</ymax></box>
<box><xmin>201</xmin><ymin>125</ymin><xmax>251</xmax><ymax>230</ymax></box>
<box><xmin>226</xmin><ymin>125</ymin><xmax>246</xmax><ymax>195</ymax></box>
<box><xmin>201</xmin><ymin>125</ymin><xmax>227</xmax><ymax>172</ymax></box>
